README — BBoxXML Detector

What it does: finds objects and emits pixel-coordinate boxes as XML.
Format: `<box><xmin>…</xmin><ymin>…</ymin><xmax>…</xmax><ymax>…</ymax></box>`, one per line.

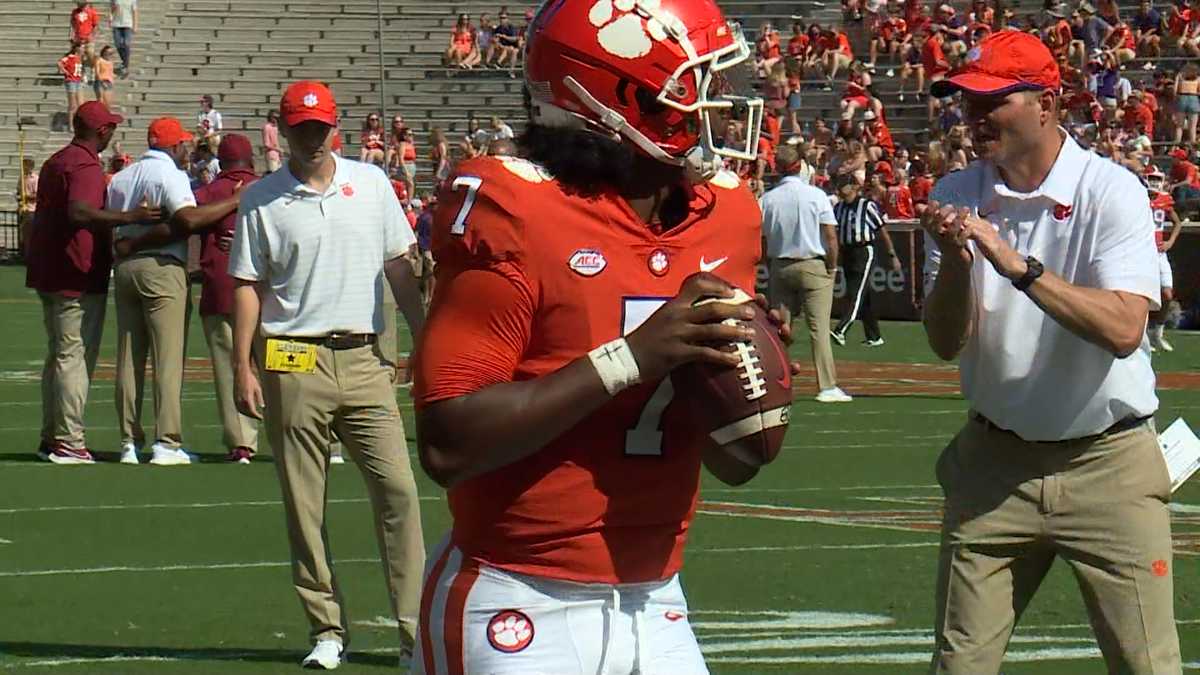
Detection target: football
<box><xmin>673</xmin><ymin>289</ymin><xmax>793</xmax><ymax>466</ymax></box>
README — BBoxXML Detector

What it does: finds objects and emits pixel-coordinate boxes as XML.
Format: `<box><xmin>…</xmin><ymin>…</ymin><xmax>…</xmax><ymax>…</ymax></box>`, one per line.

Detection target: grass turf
<box><xmin>0</xmin><ymin>266</ymin><xmax>1196</xmax><ymax>673</ymax></box>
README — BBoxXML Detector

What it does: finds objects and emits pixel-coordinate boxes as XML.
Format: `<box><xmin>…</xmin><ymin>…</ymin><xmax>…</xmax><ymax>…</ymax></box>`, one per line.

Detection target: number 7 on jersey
<box><xmin>450</xmin><ymin>176</ymin><xmax>483</xmax><ymax>235</ymax></box>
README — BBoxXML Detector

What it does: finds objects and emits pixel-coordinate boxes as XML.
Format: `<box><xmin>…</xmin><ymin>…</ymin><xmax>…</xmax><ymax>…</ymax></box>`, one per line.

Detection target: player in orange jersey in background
<box><xmin>410</xmin><ymin>0</ymin><xmax>786</xmax><ymax>672</ymax></box>
<box><xmin>1145</xmin><ymin>166</ymin><xmax>1183</xmax><ymax>352</ymax></box>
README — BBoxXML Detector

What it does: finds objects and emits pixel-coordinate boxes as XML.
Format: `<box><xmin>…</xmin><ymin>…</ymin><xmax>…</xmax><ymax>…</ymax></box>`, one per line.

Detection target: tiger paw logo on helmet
<box><xmin>588</xmin><ymin>0</ymin><xmax>678</xmax><ymax>59</ymax></box>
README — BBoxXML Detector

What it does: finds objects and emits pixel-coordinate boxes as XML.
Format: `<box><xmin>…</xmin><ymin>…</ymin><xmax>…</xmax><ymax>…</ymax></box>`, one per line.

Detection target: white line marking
<box><xmin>691</xmin><ymin>542</ymin><xmax>937</xmax><ymax>553</ymax></box>
<box><xmin>0</xmin><ymin>497</ymin><xmax>443</xmax><ymax>515</ymax></box>
<box><xmin>705</xmin><ymin>646</ymin><xmax>1101</xmax><ymax>665</ymax></box>
<box><xmin>14</xmin><ymin>656</ymin><xmax>185</xmax><ymax>668</ymax></box>
<box><xmin>0</xmin><ymin>557</ymin><xmax>382</xmax><ymax>578</ymax></box>
<box><xmin>705</xmin><ymin>484</ymin><xmax>938</xmax><ymax>494</ymax></box>
<box><xmin>700</xmin><ymin>634</ymin><xmax>1094</xmax><ymax>654</ymax></box>
<box><xmin>1171</xmin><ymin>503</ymin><xmax>1200</xmax><ymax>513</ymax></box>
<box><xmin>0</xmin><ymin>537</ymin><xmax>10</xmax><ymax>544</ymax></box>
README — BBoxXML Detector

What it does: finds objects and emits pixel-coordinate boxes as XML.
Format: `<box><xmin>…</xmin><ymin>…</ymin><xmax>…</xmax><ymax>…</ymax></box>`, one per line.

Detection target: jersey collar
<box><xmin>987</xmin><ymin>128</ymin><xmax>1084</xmax><ymax>207</ymax></box>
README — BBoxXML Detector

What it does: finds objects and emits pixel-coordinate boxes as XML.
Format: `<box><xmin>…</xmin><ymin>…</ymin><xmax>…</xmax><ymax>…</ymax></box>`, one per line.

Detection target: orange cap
<box><xmin>280</xmin><ymin>80</ymin><xmax>338</xmax><ymax>126</ymax></box>
<box><xmin>147</xmin><ymin>117</ymin><xmax>194</xmax><ymax>149</ymax></box>
<box><xmin>931</xmin><ymin>31</ymin><xmax>1060</xmax><ymax>98</ymax></box>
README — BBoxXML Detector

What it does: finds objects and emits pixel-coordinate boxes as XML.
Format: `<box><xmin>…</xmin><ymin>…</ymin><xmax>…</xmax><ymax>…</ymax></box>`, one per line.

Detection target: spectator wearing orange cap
<box><xmin>28</xmin><ymin>102</ymin><xmax>159</xmax><ymax>464</ymax></box>
<box><xmin>1168</xmin><ymin>146</ymin><xmax>1200</xmax><ymax>206</ymax></box>
<box><xmin>228</xmin><ymin>80</ymin><xmax>426</xmax><ymax>669</ymax></box>
<box><xmin>107</xmin><ymin>116</ymin><xmax>240</xmax><ymax>466</ymax></box>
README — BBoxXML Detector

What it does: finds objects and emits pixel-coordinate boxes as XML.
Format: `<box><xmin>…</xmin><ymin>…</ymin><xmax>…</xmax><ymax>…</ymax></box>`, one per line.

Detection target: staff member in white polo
<box><xmin>921</xmin><ymin>32</ymin><xmax>1180</xmax><ymax>673</ymax></box>
<box><xmin>230</xmin><ymin>80</ymin><xmax>426</xmax><ymax>670</ymax></box>
<box><xmin>760</xmin><ymin>143</ymin><xmax>851</xmax><ymax>403</ymax></box>
<box><xmin>109</xmin><ymin>116</ymin><xmax>239</xmax><ymax>465</ymax></box>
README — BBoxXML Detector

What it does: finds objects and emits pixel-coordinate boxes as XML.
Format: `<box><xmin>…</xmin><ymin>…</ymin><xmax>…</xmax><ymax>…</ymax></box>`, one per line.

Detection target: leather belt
<box><xmin>971</xmin><ymin>412</ymin><xmax>1151</xmax><ymax>444</ymax></box>
<box><xmin>285</xmin><ymin>333</ymin><xmax>376</xmax><ymax>350</ymax></box>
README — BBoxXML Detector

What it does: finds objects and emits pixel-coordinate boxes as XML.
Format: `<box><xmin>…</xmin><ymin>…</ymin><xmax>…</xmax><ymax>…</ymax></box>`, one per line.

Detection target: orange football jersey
<box><xmin>416</xmin><ymin>155</ymin><xmax>761</xmax><ymax>584</ymax></box>
<box><xmin>1151</xmin><ymin>191</ymin><xmax>1175</xmax><ymax>246</ymax></box>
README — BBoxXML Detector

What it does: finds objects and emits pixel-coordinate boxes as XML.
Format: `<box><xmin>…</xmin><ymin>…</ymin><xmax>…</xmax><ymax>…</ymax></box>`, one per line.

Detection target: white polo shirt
<box><xmin>229</xmin><ymin>154</ymin><xmax>416</xmax><ymax>337</ymax></box>
<box><xmin>759</xmin><ymin>176</ymin><xmax>837</xmax><ymax>260</ymax></box>
<box><xmin>924</xmin><ymin>132</ymin><xmax>1159</xmax><ymax>441</ymax></box>
<box><xmin>108</xmin><ymin>149</ymin><xmax>198</xmax><ymax>263</ymax></box>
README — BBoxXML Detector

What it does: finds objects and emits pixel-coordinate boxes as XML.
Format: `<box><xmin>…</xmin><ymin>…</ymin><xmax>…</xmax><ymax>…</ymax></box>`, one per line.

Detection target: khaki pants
<box><xmin>931</xmin><ymin>416</ymin><xmax>1181</xmax><ymax>674</ymax></box>
<box><xmin>330</xmin><ymin>295</ymin><xmax>397</xmax><ymax>459</ymax></box>
<box><xmin>769</xmin><ymin>257</ymin><xmax>837</xmax><ymax>392</ymax></box>
<box><xmin>38</xmin><ymin>292</ymin><xmax>106</xmax><ymax>449</ymax></box>
<box><xmin>202</xmin><ymin>314</ymin><xmax>259</xmax><ymax>452</ymax></box>
<box><xmin>114</xmin><ymin>256</ymin><xmax>189</xmax><ymax>448</ymax></box>
<box><xmin>261</xmin><ymin>341</ymin><xmax>425</xmax><ymax>649</ymax></box>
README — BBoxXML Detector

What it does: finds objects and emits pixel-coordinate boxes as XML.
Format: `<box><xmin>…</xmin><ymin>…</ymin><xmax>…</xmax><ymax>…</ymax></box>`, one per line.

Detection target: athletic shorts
<box><xmin>1159</xmin><ymin>251</ymin><xmax>1173</xmax><ymax>288</ymax></box>
<box><xmin>413</xmin><ymin>538</ymin><xmax>709</xmax><ymax>675</ymax></box>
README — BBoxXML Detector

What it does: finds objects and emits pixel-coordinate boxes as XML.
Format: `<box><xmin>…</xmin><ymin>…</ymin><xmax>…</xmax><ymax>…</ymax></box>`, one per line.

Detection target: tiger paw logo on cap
<box><xmin>303</xmin><ymin>93</ymin><xmax>319</xmax><ymax>108</ymax></box>
<box><xmin>1053</xmin><ymin>203</ymin><xmax>1073</xmax><ymax>221</ymax></box>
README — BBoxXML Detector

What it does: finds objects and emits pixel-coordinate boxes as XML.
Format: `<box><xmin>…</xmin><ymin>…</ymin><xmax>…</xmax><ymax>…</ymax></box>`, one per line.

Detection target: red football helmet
<box><xmin>524</xmin><ymin>0</ymin><xmax>763</xmax><ymax>179</ymax></box>
<box><xmin>1145</xmin><ymin>165</ymin><xmax>1166</xmax><ymax>192</ymax></box>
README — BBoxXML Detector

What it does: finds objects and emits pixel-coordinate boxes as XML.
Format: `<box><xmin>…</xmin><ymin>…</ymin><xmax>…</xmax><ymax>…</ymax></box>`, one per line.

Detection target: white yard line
<box><xmin>705</xmin><ymin>646</ymin><xmax>1101</xmax><ymax>665</ymax></box>
<box><xmin>692</xmin><ymin>542</ymin><xmax>937</xmax><ymax>553</ymax></box>
<box><xmin>0</xmin><ymin>557</ymin><xmax>382</xmax><ymax>578</ymax></box>
<box><xmin>0</xmin><ymin>496</ymin><xmax>443</xmax><ymax>516</ymax></box>
<box><xmin>700</xmin><ymin>633</ymin><xmax>1094</xmax><ymax>654</ymax></box>
<box><xmin>706</xmin><ymin>484</ymin><xmax>938</xmax><ymax>494</ymax></box>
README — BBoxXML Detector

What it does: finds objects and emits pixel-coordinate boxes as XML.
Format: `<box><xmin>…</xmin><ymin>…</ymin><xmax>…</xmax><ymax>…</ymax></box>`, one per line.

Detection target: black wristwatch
<box><xmin>1012</xmin><ymin>256</ymin><xmax>1044</xmax><ymax>292</ymax></box>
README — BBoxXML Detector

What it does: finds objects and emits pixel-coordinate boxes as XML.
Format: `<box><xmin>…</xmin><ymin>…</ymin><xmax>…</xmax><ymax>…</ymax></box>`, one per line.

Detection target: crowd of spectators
<box><xmin>57</xmin><ymin>1</ymin><xmax>136</xmax><ymax>131</ymax></box>
<box><xmin>735</xmin><ymin>0</ymin><xmax>1200</xmax><ymax>222</ymax></box>
<box><xmin>443</xmin><ymin>6</ymin><xmax>535</xmax><ymax>77</ymax></box>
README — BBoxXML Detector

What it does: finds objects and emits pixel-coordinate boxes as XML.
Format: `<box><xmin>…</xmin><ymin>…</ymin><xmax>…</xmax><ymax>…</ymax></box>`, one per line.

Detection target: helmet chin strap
<box><xmin>552</xmin><ymin>76</ymin><xmax>722</xmax><ymax>182</ymax></box>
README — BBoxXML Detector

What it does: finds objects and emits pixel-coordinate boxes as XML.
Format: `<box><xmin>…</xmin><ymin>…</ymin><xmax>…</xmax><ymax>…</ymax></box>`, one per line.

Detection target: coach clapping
<box><xmin>920</xmin><ymin>32</ymin><xmax>1179</xmax><ymax>674</ymax></box>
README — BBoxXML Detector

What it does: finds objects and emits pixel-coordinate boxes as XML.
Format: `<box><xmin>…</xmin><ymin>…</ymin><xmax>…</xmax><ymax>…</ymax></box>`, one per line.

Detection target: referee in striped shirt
<box><xmin>831</xmin><ymin>172</ymin><xmax>901</xmax><ymax>346</ymax></box>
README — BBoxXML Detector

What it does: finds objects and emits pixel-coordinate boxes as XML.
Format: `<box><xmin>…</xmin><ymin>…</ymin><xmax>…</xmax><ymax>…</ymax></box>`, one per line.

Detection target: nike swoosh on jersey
<box><xmin>699</xmin><ymin>256</ymin><xmax>728</xmax><ymax>272</ymax></box>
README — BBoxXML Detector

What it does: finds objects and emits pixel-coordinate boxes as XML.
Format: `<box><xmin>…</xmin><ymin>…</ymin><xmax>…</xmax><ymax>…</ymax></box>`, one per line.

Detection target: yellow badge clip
<box><xmin>264</xmin><ymin>339</ymin><xmax>318</xmax><ymax>374</ymax></box>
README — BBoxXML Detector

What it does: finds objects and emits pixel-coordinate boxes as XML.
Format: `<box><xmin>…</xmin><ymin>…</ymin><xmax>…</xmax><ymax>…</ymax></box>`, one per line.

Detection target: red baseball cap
<box><xmin>1169</xmin><ymin>147</ymin><xmax>1190</xmax><ymax>161</ymax></box>
<box><xmin>217</xmin><ymin>133</ymin><xmax>254</xmax><ymax>164</ymax></box>
<box><xmin>280</xmin><ymin>80</ymin><xmax>338</xmax><ymax>126</ymax></box>
<box><xmin>931</xmin><ymin>31</ymin><xmax>1061</xmax><ymax>98</ymax></box>
<box><xmin>147</xmin><ymin>117</ymin><xmax>194</xmax><ymax>149</ymax></box>
<box><xmin>75</xmin><ymin>101</ymin><xmax>123</xmax><ymax>130</ymax></box>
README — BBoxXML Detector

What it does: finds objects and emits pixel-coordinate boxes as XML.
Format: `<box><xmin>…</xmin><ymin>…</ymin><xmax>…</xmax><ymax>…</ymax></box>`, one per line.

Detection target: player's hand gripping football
<box><xmin>624</xmin><ymin>273</ymin><xmax>757</xmax><ymax>382</ymax></box>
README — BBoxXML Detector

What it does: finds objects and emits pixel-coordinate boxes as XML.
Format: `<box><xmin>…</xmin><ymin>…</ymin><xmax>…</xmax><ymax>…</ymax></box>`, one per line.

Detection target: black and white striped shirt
<box><xmin>834</xmin><ymin>197</ymin><xmax>886</xmax><ymax>246</ymax></box>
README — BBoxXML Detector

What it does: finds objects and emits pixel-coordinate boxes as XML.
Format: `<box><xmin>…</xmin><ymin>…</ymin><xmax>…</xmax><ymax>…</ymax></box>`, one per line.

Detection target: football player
<box><xmin>411</xmin><ymin>0</ymin><xmax>774</xmax><ymax>672</ymax></box>
<box><xmin>1146</xmin><ymin>166</ymin><xmax>1183</xmax><ymax>352</ymax></box>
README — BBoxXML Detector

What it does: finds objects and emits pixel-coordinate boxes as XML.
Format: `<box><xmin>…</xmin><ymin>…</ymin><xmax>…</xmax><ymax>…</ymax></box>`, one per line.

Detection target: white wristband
<box><xmin>588</xmin><ymin>338</ymin><xmax>641</xmax><ymax>396</ymax></box>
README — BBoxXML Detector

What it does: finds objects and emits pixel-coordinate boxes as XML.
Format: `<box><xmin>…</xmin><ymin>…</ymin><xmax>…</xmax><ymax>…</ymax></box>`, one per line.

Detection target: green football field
<box><xmin>0</xmin><ymin>265</ymin><xmax>1196</xmax><ymax>674</ymax></box>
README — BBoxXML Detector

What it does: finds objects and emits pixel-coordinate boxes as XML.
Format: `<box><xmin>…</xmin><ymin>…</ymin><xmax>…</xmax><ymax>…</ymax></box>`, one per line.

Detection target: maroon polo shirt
<box><xmin>194</xmin><ymin>168</ymin><xmax>258</xmax><ymax>316</ymax></box>
<box><xmin>25</xmin><ymin>140</ymin><xmax>113</xmax><ymax>297</ymax></box>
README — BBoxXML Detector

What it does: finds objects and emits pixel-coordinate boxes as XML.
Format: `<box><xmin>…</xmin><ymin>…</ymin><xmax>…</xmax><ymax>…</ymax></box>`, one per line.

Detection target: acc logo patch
<box><xmin>487</xmin><ymin>610</ymin><xmax>534</xmax><ymax>653</ymax></box>
<box><xmin>569</xmin><ymin>248</ymin><xmax>607</xmax><ymax>276</ymax></box>
<box><xmin>1053</xmin><ymin>203</ymin><xmax>1073</xmax><ymax>221</ymax></box>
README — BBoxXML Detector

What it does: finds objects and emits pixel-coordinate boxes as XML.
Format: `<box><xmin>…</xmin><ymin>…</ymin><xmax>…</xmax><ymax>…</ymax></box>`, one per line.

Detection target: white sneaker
<box><xmin>863</xmin><ymin>338</ymin><xmax>885</xmax><ymax>347</ymax></box>
<box><xmin>1159</xmin><ymin>336</ymin><xmax>1174</xmax><ymax>352</ymax></box>
<box><xmin>149</xmin><ymin>443</ymin><xmax>195</xmax><ymax>466</ymax></box>
<box><xmin>886</xmin><ymin>68</ymin><xmax>895</xmax><ymax>77</ymax></box>
<box><xmin>119</xmin><ymin>442</ymin><xmax>141</xmax><ymax>465</ymax></box>
<box><xmin>815</xmin><ymin>387</ymin><xmax>853</xmax><ymax>403</ymax></box>
<box><xmin>329</xmin><ymin>453</ymin><xmax>346</xmax><ymax>465</ymax></box>
<box><xmin>831</xmin><ymin>330</ymin><xmax>846</xmax><ymax>346</ymax></box>
<box><xmin>302</xmin><ymin>639</ymin><xmax>344</xmax><ymax>670</ymax></box>
<box><xmin>1143</xmin><ymin>61</ymin><xmax>1156</xmax><ymax>70</ymax></box>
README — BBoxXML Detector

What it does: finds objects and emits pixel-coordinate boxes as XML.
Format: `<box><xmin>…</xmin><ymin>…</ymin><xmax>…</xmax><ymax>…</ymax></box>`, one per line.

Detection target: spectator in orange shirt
<box><xmin>1168</xmin><ymin>147</ymin><xmax>1200</xmax><ymax>206</ymax></box>
<box><xmin>1122</xmin><ymin>90</ymin><xmax>1155</xmax><ymax>138</ymax></box>
<box><xmin>908</xmin><ymin>157</ymin><xmax>934</xmax><ymax>213</ymax></box>
<box><xmin>885</xmin><ymin>167</ymin><xmax>916</xmax><ymax>219</ymax></box>
<box><xmin>787</xmin><ymin>22</ymin><xmax>809</xmax><ymax>58</ymax></box>
<box><xmin>922</xmin><ymin>29</ymin><xmax>951</xmax><ymax>120</ymax></box>
<box><xmin>58</xmin><ymin>44</ymin><xmax>85</xmax><ymax>131</ymax></box>
<box><xmin>1104</xmin><ymin>19</ymin><xmax>1137</xmax><ymax>64</ymax></box>
<box><xmin>445</xmin><ymin>13</ymin><xmax>479</xmax><ymax>69</ymax></box>
<box><xmin>822</xmin><ymin>28</ymin><xmax>854</xmax><ymax>87</ymax></box>
<box><xmin>863</xmin><ymin>110</ymin><xmax>895</xmax><ymax>161</ymax></box>
<box><xmin>70</xmin><ymin>1</ymin><xmax>100</xmax><ymax>45</ymax></box>
<box><xmin>755</xmin><ymin>22</ymin><xmax>782</xmax><ymax>77</ymax></box>
<box><xmin>91</xmin><ymin>45</ymin><xmax>116</xmax><ymax>107</ymax></box>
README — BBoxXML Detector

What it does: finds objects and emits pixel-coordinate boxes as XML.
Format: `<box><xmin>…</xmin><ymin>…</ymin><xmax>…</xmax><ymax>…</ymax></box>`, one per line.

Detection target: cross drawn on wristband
<box><xmin>621</xmin><ymin>297</ymin><xmax>673</xmax><ymax>457</ymax></box>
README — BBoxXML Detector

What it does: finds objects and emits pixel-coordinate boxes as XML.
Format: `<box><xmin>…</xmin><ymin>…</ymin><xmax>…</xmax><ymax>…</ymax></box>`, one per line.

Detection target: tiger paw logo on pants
<box><xmin>588</xmin><ymin>0</ymin><xmax>679</xmax><ymax>59</ymax></box>
<box><xmin>487</xmin><ymin>609</ymin><xmax>534</xmax><ymax>653</ymax></box>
